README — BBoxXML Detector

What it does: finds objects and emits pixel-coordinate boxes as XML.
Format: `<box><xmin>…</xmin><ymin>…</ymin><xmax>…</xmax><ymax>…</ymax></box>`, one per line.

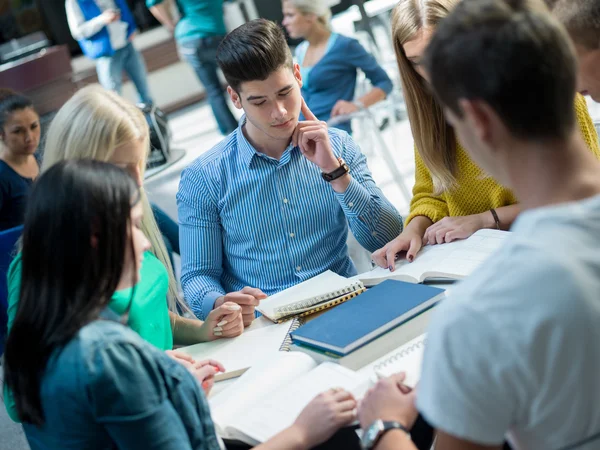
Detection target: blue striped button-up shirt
<box><xmin>177</xmin><ymin>121</ymin><xmax>403</xmax><ymax>319</ymax></box>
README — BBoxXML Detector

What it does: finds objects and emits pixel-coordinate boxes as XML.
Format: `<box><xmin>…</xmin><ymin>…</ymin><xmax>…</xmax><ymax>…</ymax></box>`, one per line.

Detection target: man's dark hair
<box><xmin>425</xmin><ymin>0</ymin><xmax>577</xmax><ymax>141</ymax></box>
<box><xmin>548</xmin><ymin>0</ymin><xmax>600</xmax><ymax>49</ymax></box>
<box><xmin>216</xmin><ymin>18</ymin><xmax>294</xmax><ymax>93</ymax></box>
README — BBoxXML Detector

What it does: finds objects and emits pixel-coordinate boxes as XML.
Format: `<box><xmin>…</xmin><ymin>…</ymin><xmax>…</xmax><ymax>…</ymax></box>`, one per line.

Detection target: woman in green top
<box><xmin>4</xmin><ymin>86</ymin><xmax>244</xmax><ymax>422</ymax></box>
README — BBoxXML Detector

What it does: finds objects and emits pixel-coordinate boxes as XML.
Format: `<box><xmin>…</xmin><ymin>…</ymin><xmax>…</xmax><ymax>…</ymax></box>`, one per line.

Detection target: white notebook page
<box><xmin>210</xmin><ymin>352</ymin><xmax>317</xmax><ymax>434</ymax></box>
<box><xmin>231</xmin><ymin>362</ymin><xmax>368</xmax><ymax>444</ymax></box>
<box><xmin>359</xmin><ymin>334</ymin><xmax>427</xmax><ymax>388</ymax></box>
<box><xmin>258</xmin><ymin>270</ymin><xmax>352</xmax><ymax>318</ymax></box>
<box><xmin>179</xmin><ymin>319</ymin><xmax>292</xmax><ymax>378</ymax></box>
<box><xmin>357</xmin><ymin>229</ymin><xmax>509</xmax><ymax>285</ymax></box>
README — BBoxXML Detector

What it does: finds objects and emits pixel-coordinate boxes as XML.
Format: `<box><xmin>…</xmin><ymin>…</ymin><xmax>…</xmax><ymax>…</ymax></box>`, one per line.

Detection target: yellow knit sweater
<box><xmin>406</xmin><ymin>94</ymin><xmax>600</xmax><ymax>224</ymax></box>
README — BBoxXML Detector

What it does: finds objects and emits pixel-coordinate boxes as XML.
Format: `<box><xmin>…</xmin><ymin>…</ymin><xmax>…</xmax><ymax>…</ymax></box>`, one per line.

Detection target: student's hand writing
<box><xmin>214</xmin><ymin>287</ymin><xmax>267</xmax><ymax>327</ymax></box>
<box><xmin>200</xmin><ymin>302</ymin><xmax>244</xmax><ymax>340</ymax></box>
<box><xmin>330</xmin><ymin>100</ymin><xmax>360</xmax><ymax>118</ymax></box>
<box><xmin>358</xmin><ymin>373</ymin><xmax>418</xmax><ymax>431</ymax></box>
<box><xmin>423</xmin><ymin>214</ymin><xmax>486</xmax><ymax>245</ymax></box>
<box><xmin>290</xmin><ymin>388</ymin><xmax>357</xmax><ymax>448</ymax></box>
<box><xmin>372</xmin><ymin>228</ymin><xmax>423</xmax><ymax>270</ymax></box>
<box><xmin>293</xmin><ymin>99</ymin><xmax>339</xmax><ymax>173</ymax></box>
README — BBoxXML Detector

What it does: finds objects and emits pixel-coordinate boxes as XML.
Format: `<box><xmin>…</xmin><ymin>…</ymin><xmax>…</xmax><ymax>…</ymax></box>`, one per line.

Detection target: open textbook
<box><xmin>209</xmin><ymin>352</ymin><xmax>371</xmax><ymax>446</ymax></box>
<box><xmin>358</xmin><ymin>229</ymin><xmax>509</xmax><ymax>287</ymax></box>
<box><xmin>257</xmin><ymin>270</ymin><xmax>365</xmax><ymax>323</ymax></box>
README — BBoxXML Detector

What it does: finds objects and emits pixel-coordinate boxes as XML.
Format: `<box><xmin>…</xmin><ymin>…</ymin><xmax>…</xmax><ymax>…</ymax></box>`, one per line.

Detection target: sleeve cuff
<box><xmin>195</xmin><ymin>291</ymin><xmax>223</xmax><ymax>320</ymax></box>
<box><xmin>334</xmin><ymin>178</ymin><xmax>371</xmax><ymax>217</ymax></box>
<box><xmin>406</xmin><ymin>206</ymin><xmax>448</xmax><ymax>225</ymax></box>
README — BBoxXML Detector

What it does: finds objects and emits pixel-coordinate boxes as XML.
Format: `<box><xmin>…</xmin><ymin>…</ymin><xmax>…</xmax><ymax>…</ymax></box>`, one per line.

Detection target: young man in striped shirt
<box><xmin>177</xmin><ymin>19</ymin><xmax>403</xmax><ymax>323</ymax></box>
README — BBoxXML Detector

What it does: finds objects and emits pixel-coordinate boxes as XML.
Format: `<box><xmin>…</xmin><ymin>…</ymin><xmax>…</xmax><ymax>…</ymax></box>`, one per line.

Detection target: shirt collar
<box><xmin>236</xmin><ymin>115</ymin><xmax>297</xmax><ymax>168</ymax></box>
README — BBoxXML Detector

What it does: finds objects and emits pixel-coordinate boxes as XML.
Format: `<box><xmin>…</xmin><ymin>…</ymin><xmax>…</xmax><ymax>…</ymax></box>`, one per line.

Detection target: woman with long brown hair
<box><xmin>372</xmin><ymin>0</ymin><xmax>600</xmax><ymax>268</ymax></box>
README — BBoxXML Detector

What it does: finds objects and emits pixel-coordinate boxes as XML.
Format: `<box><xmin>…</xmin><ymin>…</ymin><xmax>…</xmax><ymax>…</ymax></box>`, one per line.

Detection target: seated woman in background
<box><xmin>3</xmin><ymin>160</ymin><xmax>357</xmax><ymax>449</ymax></box>
<box><xmin>372</xmin><ymin>0</ymin><xmax>600</xmax><ymax>269</ymax></box>
<box><xmin>0</xmin><ymin>89</ymin><xmax>40</xmax><ymax>231</ymax></box>
<box><xmin>282</xmin><ymin>0</ymin><xmax>393</xmax><ymax>134</ymax></box>
<box><xmin>3</xmin><ymin>86</ymin><xmax>244</xmax><ymax>423</ymax></box>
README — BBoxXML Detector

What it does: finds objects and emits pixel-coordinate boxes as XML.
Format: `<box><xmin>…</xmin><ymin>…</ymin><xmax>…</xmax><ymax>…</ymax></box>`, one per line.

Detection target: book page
<box><xmin>209</xmin><ymin>352</ymin><xmax>317</xmax><ymax>436</ymax></box>
<box><xmin>357</xmin><ymin>229</ymin><xmax>509</xmax><ymax>286</ymax></box>
<box><xmin>257</xmin><ymin>271</ymin><xmax>353</xmax><ymax>319</ymax></box>
<box><xmin>230</xmin><ymin>362</ymin><xmax>369</xmax><ymax>444</ymax></box>
<box><xmin>359</xmin><ymin>334</ymin><xmax>427</xmax><ymax>388</ymax></box>
<box><xmin>179</xmin><ymin>319</ymin><xmax>293</xmax><ymax>380</ymax></box>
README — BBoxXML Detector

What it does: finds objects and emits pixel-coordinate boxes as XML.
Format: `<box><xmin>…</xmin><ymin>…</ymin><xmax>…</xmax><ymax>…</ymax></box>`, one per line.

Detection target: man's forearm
<box><xmin>149</xmin><ymin>4</ymin><xmax>177</xmax><ymax>31</ymax></box>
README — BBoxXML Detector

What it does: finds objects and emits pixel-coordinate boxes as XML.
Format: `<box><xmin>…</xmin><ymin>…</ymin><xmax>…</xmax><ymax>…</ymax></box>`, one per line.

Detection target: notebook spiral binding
<box><xmin>274</xmin><ymin>281</ymin><xmax>365</xmax><ymax>316</ymax></box>
<box><xmin>279</xmin><ymin>317</ymin><xmax>306</xmax><ymax>352</ymax></box>
<box><xmin>372</xmin><ymin>336</ymin><xmax>427</xmax><ymax>374</ymax></box>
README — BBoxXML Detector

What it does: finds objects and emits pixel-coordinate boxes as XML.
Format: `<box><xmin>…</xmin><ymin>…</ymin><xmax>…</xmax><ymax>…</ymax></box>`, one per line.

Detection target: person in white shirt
<box><xmin>65</xmin><ymin>0</ymin><xmax>153</xmax><ymax>105</ymax></box>
<box><xmin>357</xmin><ymin>1</ymin><xmax>600</xmax><ymax>450</ymax></box>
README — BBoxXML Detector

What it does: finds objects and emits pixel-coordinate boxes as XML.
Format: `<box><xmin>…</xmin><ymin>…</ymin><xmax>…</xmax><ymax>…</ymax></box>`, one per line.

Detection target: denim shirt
<box><xmin>22</xmin><ymin>311</ymin><xmax>220</xmax><ymax>450</ymax></box>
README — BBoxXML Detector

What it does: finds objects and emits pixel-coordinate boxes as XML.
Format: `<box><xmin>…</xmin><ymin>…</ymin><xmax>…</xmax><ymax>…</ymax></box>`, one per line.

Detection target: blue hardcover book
<box><xmin>290</xmin><ymin>280</ymin><xmax>444</xmax><ymax>356</ymax></box>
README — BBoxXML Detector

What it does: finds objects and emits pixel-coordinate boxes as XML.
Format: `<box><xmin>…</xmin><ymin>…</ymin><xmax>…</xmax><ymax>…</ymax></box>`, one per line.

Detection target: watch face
<box><xmin>361</xmin><ymin>420</ymin><xmax>384</xmax><ymax>449</ymax></box>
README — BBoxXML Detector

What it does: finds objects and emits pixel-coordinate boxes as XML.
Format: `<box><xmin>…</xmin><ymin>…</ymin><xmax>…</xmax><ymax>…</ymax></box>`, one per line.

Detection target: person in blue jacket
<box><xmin>282</xmin><ymin>0</ymin><xmax>393</xmax><ymax>134</ymax></box>
<box><xmin>66</xmin><ymin>0</ymin><xmax>153</xmax><ymax>105</ymax></box>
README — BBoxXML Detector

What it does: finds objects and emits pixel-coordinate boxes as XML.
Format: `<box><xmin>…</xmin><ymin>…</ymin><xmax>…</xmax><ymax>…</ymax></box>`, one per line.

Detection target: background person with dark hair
<box><xmin>177</xmin><ymin>19</ymin><xmax>403</xmax><ymax>322</ymax></box>
<box><xmin>146</xmin><ymin>0</ymin><xmax>239</xmax><ymax>136</ymax></box>
<box><xmin>0</xmin><ymin>89</ymin><xmax>40</xmax><ymax>231</ymax></box>
<box><xmin>65</xmin><ymin>0</ymin><xmax>154</xmax><ymax>105</ymax></box>
<box><xmin>358</xmin><ymin>1</ymin><xmax>600</xmax><ymax>449</ymax></box>
<box><xmin>547</xmin><ymin>0</ymin><xmax>600</xmax><ymax>103</ymax></box>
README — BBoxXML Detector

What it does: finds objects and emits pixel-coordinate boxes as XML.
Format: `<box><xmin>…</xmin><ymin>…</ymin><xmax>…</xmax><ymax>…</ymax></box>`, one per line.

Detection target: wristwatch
<box><xmin>361</xmin><ymin>419</ymin><xmax>410</xmax><ymax>450</ymax></box>
<box><xmin>321</xmin><ymin>157</ymin><xmax>350</xmax><ymax>182</ymax></box>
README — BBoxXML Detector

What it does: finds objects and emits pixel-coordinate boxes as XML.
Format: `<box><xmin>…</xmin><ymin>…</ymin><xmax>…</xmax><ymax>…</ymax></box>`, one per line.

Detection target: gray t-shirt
<box><xmin>22</xmin><ymin>311</ymin><xmax>221</xmax><ymax>450</ymax></box>
<box><xmin>418</xmin><ymin>194</ymin><xmax>600</xmax><ymax>450</ymax></box>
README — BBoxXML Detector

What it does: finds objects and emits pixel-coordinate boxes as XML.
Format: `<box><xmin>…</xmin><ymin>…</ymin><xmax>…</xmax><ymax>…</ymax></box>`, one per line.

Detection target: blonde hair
<box><xmin>43</xmin><ymin>85</ymin><xmax>187</xmax><ymax>314</ymax></box>
<box><xmin>285</xmin><ymin>0</ymin><xmax>332</xmax><ymax>29</ymax></box>
<box><xmin>392</xmin><ymin>0</ymin><xmax>459</xmax><ymax>193</ymax></box>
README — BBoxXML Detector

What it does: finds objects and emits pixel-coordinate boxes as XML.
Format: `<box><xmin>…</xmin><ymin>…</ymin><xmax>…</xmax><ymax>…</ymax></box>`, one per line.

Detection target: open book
<box><xmin>358</xmin><ymin>229</ymin><xmax>509</xmax><ymax>287</ymax></box>
<box><xmin>257</xmin><ymin>270</ymin><xmax>365</xmax><ymax>323</ymax></box>
<box><xmin>179</xmin><ymin>318</ymin><xmax>302</xmax><ymax>381</ymax></box>
<box><xmin>209</xmin><ymin>352</ymin><xmax>370</xmax><ymax>446</ymax></box>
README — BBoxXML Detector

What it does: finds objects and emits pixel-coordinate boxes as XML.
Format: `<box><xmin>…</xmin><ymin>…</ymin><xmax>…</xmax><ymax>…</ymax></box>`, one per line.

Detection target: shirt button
<box><xmin>348</xmin><ymin>202</ymin><xmax>354</xmax><ymax>208</ymax></box>
<box><xmin>372</xmin><ymin>231</ymin><xmax>377</xmax><ymax>237</ymax></box>
<box><xmin>289</xmin><ymin>232</ymin><xmax>295</xmax><ymax>238</ymax></box>
<box><xmin>283</xmin><ymin>198</ymin><xmax>289</xmax><ymax>204</ymax></box>
<box><xmin>296</xmin><ymin>265</ymin><xmax>302</xmax><ymax>271</ymax></box>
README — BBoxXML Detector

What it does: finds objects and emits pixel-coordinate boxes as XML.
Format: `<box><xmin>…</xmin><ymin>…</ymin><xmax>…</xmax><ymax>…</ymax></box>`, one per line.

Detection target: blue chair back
<box><xmin>0</xmin><ymin>225</ymin><xmax>23</xmax><ymax>356</ymax></box>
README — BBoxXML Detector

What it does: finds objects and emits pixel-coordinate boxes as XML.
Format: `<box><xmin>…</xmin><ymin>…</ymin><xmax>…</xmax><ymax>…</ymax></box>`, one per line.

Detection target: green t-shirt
<box><xmin>145</xmin><ymin>0</ymin><xmax>226</xmax><ymax>42</ymax></box>
<box><xmin>3</xmin><ymin>251</ymin><xmax>173</xmax><ymax>422</ymax></box>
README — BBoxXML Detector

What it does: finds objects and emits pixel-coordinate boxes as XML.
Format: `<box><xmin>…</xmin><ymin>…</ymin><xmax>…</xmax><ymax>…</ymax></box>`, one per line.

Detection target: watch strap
<box><xmin>363</xmin><ymin>420</ymin><xmax>410</xmax><ymax>450</ymax></box>
<box><xmin>321</xmin><ymin>158</ymin><xmax>349</xmax><ymax>182</ymax></box>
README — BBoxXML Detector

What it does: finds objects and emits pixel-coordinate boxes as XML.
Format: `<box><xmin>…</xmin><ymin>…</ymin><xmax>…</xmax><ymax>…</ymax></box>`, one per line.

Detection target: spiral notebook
<box><xmin>361</xmin><ymin>334</ymin><xmax>428</xmax><ymax>388</ymax></box>
<box><xmin>180</xmin><ymin>318</ymin><xmax>304</xmax><ymax>381</ymax></box>
<box><xmin>257</xmin><ymin>270</ymin><xmax>366</xmax><ymax>323</ymax></box>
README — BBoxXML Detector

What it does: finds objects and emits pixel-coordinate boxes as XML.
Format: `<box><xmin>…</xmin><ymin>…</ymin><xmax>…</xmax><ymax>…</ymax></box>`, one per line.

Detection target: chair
<box><xmin>0</xmin><ymin>225</ymin><xmax>23</xmax><ymax>357</ymax></box>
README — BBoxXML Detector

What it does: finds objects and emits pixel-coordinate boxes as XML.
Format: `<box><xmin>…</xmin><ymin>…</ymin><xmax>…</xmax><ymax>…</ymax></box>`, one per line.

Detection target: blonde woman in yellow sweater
<box><xmin>372</xmin><ymin>0</ymin><xmax>600</xmax><ymax>269</ymax></box>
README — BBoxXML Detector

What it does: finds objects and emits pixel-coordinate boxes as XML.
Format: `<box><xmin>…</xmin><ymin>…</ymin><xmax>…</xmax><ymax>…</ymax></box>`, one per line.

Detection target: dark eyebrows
<box><xmin>246</xmin><ymin>84</ymin><xmax>294</xmax><ymax>102</ymax></box>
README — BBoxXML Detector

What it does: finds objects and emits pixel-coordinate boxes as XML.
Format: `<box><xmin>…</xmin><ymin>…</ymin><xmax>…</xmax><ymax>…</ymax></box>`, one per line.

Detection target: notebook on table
<box><xmin>357</xmin><ymin>229</ymin><xmax>510</xmax><ymax>287</ymax></box>
<box><xmin>257</xmin><ymin>270</ymin><xmax>366</xmax><ymax>323</ymax></box>
<box><xmin>359</xmin><ymin>334</ymin><xmax>427</xmax><ymax>389</ymax></box>
<box><xmin>179</xmin><ymin>317</ymin><xmax>303</xmax><ymax>381</ymax></box>
<box><xmin>290</xmin><ymin>280</ymin><xmax>444</xmax><ymax>356</ymax></box>
<box><xmin>209</xmin><ymin>352</ymin><xmax>370</xmax><ymax>446</ymax></box>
